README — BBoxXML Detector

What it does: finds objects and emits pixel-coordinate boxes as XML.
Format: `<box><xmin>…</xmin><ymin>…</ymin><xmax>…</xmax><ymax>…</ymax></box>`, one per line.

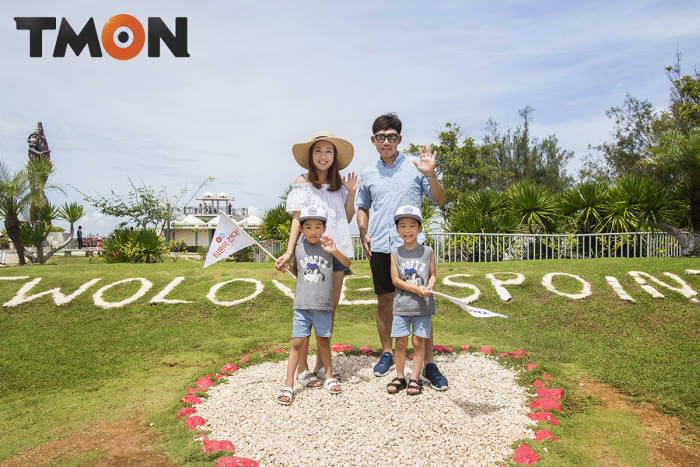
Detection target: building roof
<box><xmin>239</xmin><ymin>215</ymin><xmax>263</xmax><ymax>227</ymax></box>
<box><xmin>173</xmin><ymin>214</ymin><xmax>206</xmax><ymax>226</ymax></box>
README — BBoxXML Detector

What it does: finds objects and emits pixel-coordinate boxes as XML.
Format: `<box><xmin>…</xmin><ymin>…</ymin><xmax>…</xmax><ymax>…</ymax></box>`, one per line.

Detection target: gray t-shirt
<box><xmin>293</xmin><ymin>239</ymin><xmax>334</xmax><ymax>311</ymax></box>
<box><xmin>392</xmin><ymin>244</ymin><xmax>436</xmax><ymax>316</ymax></box>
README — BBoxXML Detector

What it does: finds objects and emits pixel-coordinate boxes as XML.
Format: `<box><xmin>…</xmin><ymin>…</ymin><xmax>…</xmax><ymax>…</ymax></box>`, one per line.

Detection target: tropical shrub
<box><xmin>506</xmin><ymin>180</ymin><xmax>558</xmax><ymax>233</ymax></box>
<box><xmin>102</xmin><ymin>228</ymin><xmax>167</xmax><ymax>263</ymax></box>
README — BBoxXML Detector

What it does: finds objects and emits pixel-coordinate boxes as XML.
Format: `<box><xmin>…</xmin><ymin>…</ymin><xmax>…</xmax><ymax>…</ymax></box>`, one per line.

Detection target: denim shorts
<box><xmin>332</xmin><ymin>257</ymin><xmax>352</xmax><ymax>275</ymax></box>
<box><xmin>292</xmin><ymin>309</ymin><xmax>332</xmax><ymax>338</ymax></box>
<box><xmin>390</xmin><ymin>314</ymin><xmax>432</xmax><ymax>339</ymax></box>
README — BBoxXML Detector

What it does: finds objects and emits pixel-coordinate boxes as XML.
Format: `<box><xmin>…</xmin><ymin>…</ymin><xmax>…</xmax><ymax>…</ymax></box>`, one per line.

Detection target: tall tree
<box><xmin>482</xmin><ymin>106</ymin><xmax>574</xmax><ymax>192</ymax></box>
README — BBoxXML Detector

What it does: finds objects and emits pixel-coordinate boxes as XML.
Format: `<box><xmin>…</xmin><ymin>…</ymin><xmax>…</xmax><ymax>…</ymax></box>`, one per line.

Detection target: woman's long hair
<box><xmin>307</xmin><ymin>142</ymin><xmax>342</xmax><ymax>191</ymax></box>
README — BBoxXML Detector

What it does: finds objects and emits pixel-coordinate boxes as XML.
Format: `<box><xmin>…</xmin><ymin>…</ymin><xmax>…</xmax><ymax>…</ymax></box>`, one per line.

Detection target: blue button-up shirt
<box><xmin>355</xmin><ymin>152</ymin><xmax>434</xmax><ymax>253</ymax></box>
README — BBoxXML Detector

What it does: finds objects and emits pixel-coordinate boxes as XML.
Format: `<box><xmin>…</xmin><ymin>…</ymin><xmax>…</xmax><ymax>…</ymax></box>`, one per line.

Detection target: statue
<box><xmin>27</xmin><ymin>122</ymin><xmax>51</xmax><ymax>161</ymax></box>
<box><xmin>27</xmin><ymin>122</ymin><xmax>52</xmax><ymax>225</ymax></box>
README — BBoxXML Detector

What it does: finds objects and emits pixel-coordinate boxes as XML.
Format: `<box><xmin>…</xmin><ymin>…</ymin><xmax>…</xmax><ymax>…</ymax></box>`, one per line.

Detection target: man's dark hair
<box><xmin>78</xmin><ymin>226</ymin><xmax>82</xmax><ymax>229</ymax></box>
<box><xmin>372</xmin><ymin>113</ymin><xmax>402</xmax><ymax>134</ymax></box>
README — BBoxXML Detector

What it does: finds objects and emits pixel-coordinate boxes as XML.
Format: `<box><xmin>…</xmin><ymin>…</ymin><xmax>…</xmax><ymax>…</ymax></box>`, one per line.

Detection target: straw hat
<box><xmin>292</xmin><ymin>130</ymin><xmax>354</xmax><ymax>170</ymax></box>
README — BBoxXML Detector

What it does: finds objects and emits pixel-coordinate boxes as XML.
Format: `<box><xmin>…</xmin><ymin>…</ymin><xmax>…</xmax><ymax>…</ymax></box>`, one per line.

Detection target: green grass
<box><xmin>0</xmin><ymin>256</ymin><xmax>698</xmax><ymax>465</ymax></box>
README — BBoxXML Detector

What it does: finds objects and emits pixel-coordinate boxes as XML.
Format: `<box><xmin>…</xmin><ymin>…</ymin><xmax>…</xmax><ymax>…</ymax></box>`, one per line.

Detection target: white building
<box><xmin>169</xmin><ymin>191</ymin><xmax>252</xmax><ymax>250</ymax></box>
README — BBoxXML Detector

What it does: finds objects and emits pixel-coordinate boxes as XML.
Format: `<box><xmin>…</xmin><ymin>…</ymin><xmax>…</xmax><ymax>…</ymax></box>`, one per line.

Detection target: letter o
<box><xmin>206</xmin><ymin>278</ymin><xmax>264</xmax><ymax>307</ymax></box>
<box><xmin>102</xmin><ymin>14</ymin><xmax>145</xmax><ymax>60</ymax></box>
<box><xmin>93</xmin><ymin>278</ymin><xmax>153</xmax><ymax>309</ymax></box>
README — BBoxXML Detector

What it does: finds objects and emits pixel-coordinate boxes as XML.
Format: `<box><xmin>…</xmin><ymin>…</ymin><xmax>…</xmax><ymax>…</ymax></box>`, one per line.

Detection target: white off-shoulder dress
<box><xmin>286</xmin><ymin>182</ymin><xmax>353</xmax><ymax>259</ymax></box>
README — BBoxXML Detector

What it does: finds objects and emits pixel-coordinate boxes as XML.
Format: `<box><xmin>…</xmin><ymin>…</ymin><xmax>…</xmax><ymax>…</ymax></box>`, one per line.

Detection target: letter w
<box><xmin>3</xmin><ymin>278</ymin><xmax>101</xmax><ymax>306</ymax></box>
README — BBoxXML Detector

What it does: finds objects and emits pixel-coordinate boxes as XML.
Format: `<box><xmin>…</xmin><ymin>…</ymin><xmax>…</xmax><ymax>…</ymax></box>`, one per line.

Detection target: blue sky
<box><xmin>1</xmin><ymin>1</ymin><xmax>698</xmax><ymax>234</ymax></box>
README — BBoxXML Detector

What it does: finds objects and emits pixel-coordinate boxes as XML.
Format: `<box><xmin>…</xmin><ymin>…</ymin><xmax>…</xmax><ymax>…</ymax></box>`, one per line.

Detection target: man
<box><xmin>356</xmin><ymin>113</ymin><xmax>449</xmax><ymax>390</ymax></box>
<box><xmin>77</xmin><ymin>225</ymin><xmax>83</xmax><ymax>249</ymax></box>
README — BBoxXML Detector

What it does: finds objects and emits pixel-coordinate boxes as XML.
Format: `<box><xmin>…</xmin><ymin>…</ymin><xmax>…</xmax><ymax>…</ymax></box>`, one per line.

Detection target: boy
<box><xmin>277</xmin><ymin>205</ymin><xmax>351</xmax><ymax>405</ymax></box>
<box><xmin>386</xmin><ymin>205</ymin><xmax>437</xmax><ymax>396</ymax></box>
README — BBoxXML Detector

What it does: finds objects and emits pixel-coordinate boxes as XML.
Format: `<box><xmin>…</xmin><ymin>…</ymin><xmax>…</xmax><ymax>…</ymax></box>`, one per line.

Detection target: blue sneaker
<box><xmin>421</xmin><ymin>363</ymin><xmax>449</xmax><ymax>390</ymax></box>
<box><xmin>373</xmin><ymin>352</ymin><xmax>395</xmax><ymax>376</ymax></box>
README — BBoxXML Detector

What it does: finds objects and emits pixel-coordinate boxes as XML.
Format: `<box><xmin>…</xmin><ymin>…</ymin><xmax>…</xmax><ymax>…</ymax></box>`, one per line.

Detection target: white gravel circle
<box><xmin>197</xmin><ymin>353</ymin><xmax>533</xmax><ymax>466</ymax></box>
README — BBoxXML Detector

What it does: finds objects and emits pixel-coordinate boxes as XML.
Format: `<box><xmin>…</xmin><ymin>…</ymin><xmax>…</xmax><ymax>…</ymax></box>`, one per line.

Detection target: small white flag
<box><xmin>432</xmin><ymin>291</ymin><xmax>508</xmax><ymax>318</ymax></box>
<box><xmin>203</xmin><ymin>215</ymin><xmax>257</xmax><ymax>268</ymax></box>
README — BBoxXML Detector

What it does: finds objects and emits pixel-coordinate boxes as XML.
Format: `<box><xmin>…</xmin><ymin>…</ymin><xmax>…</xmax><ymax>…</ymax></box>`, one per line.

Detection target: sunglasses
<box><xmin>373</xmin><ymin>133</ymin><xmax>400</xmax><ymax>143</ymax></box>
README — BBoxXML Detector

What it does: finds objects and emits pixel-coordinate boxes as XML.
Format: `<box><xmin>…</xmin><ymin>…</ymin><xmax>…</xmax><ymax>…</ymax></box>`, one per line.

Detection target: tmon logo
<box><xmin>14</xmin><ymin>15</ymin><xmax>189</xmax><ymax>59</ymax></box>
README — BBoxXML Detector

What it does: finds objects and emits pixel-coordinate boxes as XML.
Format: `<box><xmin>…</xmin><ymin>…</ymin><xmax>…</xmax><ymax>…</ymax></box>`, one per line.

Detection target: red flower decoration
<box><xmin>115</xmin><ymin>251</ymin><xmax>119</xmax><ymax>256</ymax></box>
<box><xmin>498</xmin><ymin>353</ymin><xmax>508</xmax><ymax>358</ymax></box>
<box><xmin>273</xmin><ymin>348</ymin><xmax>287</xmax><ymax>354</ymax></box>
<box><xmin>185</xmin><ymin>415</ymin><xmax>206</xmax><ymax>430</ymax></box>
<box><xmin>445</xmin><ymin>346</ymin><xmax>454</xmax><ymax>352</ymax></box>
<box><xmin>532</xmin><ymin>380</ymin><xmax>548</xmax><ymax>388</ymax></box>
<box><xmin>461</xmin><ymin>345</ymin><xmax>470</xmax><ymax>351</ymax></box>
<box><xmin>214</xmin><ymin>373</ymin><xmax>224</xmax><ymax>379</ymax></box>
<box><xmin>196</xmin><ymin>376</ymin><xmax>213</xmax><ymax>389</ymax></box>
<box><xmin>479</xmin><ymin>346</ymin><xmax>493</xmax><ymax>354</ymax></box>
<box><xmin>359</xmin><ymin>346</ymin><xmax>373</xmax><ymax>355</ymax></box>
<box><xmin>330</xmin><ymin>343</ymin><xmax>346</xmax><ymax>352</ymax></box>
<box><xmin>530</xmin><ymin>398</ymin><xmax>562</xmax><ymax>411</ymax></box>
<box><xmin>525</xmin><ymin>364</ymin><xmax>540</xmax><ymax>371</ymax></box>
<box><xmin>536</xmin><ymin>388</ymin><xmax>564</xmax><ymax>400</ymax></box>
<box><xmin>512</xmin><ymin>444</ymin><xmax>540</xmax><ymax>465</ymax></box>
<box><xmin>181</xmin><ymin>395</ymin><xmax>203</xmax><ymax>405</ymax></box>
<box><xmin>408</xmin><ymin>354</ymin><xmax>414</xmax><ymax>361</ymax></box>
<box><xmin>528</xmin><ymin>411</ymin><xmax>559</xmax><ymax>425</ymax></box>
<box><xmin>176</xmin><ymin>407</ymin><xmax>196</xmax><ymax>419</ymax></box>
<box><xmin>216</xmin><ymin>456</ymin><xmax>260</xmax><ymax>467</ymax></box>
<box><xmin>343</xmin><ymin>344</ymin><xmax>353</xmax><ymax>351</ymax></box>
<box><xmin>534</xmin><ymin>429</ymin><xmax>558</xmax><ymax>442</ymax></box>
<box><xmin>187</xmin><ymin>388</ymin><xmax>207</xmax><ymax>394</ymax></box>
<box><xmin>542</xmin><ymin>373</ymin><xmax>553</xmax><ymax>380</ymax></box>
<box><xmin>220</xmin><ymin>363</ymin><xmax>240</xmax><ymax>373</ymax></box>
<box><xmin>202</xmin><ymin>439</ymin><xmax>235</xmax><ymax>453</ymax></box>
<box><xmin>239</xmin><ymin>356</ymin><xmax>250</xmax><ymax>364</ymax></box>
<box><xmin>512</xmin><ymin>349</ymin><xmax>528</xmax><ymax>355</ymax></box>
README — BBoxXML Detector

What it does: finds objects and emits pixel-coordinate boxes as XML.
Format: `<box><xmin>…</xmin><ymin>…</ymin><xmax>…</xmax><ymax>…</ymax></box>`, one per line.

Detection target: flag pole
<box><xmin>248</xmin><ymin>235</ymin><xmax>297</xmax><ymax>279</ymax></box>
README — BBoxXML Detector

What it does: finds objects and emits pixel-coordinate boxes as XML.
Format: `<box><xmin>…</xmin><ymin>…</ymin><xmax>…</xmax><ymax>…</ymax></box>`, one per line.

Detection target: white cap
<box><xmin>393</xmin><ymin>205</ymin><xmax>422</xmax><ymax>224</ymax></box>
<box><xmin>299</xmin><ymin>205</ymin><xmax>327</xmax><ymax>223</ymax></box>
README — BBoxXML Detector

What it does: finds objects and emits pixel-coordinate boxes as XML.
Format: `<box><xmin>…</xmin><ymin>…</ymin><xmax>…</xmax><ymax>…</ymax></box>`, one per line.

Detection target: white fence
<box><xmin>350</xmin><ymin>231</ymin><xmax>687</xmax><ymax>262</ymax></box>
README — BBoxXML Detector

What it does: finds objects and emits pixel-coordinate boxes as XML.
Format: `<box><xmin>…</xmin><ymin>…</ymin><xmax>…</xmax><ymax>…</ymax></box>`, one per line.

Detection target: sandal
<box><xmin>386</xmin><ymin>377</ymin><xmax>407</xmax><ymax>394</ymax></box>
<box><xmin>323</xmin><ymin>377</ymin><xmax>342</xmax><ymax>394</ymax></box>
<box><xmin>316</xmin><ymin>366</ymin><xmax>341</xmax><ymax>381</ymax></box>
<box><xmin>276</xmin><ymin>386</ymin><xmax>294</xmax><ymax>405</ymax></box>
<box><xmin>297</xmin><ymin>369</ymin><xmax>322</xmax><ymax>388</ymax></box>
<box><xmin>407</xmin><ymin>379</ymin><xmax>423</xmax><ymax>396</ymax></box>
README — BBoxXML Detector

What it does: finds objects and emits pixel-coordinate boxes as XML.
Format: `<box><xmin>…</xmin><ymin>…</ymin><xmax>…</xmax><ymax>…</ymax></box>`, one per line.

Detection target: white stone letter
<box><xmin>93</xmin><ymin>278</ymin><xmax>153</xmax><ymax>309</ymax></box>
<box><xmin>485</xmin><ymin>272</ymin><xmax>525</xmax><ymax>302</ymax></box>
<box><xmin>206</xmin><ymin>278</ymin><xmax>263</xmax><ymax>306</ymax></box>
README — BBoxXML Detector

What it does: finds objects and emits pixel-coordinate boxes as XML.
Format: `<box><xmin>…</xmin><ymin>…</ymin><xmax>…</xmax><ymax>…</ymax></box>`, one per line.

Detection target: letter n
<box><xmin>148</xmin><ymin>17</ymin><xmax>190</xmax><ymax>57</ymax></box>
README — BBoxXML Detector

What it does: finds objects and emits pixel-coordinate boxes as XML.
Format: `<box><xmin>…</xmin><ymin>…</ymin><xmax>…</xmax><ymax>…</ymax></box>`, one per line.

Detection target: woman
<box><xmin>274</xmin><ymin>130</ymin><xmax>358</xmax><ymax>388</ymax></box>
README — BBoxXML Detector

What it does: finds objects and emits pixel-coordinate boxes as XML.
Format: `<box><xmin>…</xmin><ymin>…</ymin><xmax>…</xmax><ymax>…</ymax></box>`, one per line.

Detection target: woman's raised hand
<box><xmin>342</xmin><ymin>172</ymin><xmax>360</xmax><ymax>192</ymax></box>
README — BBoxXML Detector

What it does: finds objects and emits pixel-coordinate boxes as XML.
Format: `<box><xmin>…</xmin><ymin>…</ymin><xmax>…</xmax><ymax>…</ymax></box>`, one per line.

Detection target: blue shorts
<box><xmin>391</xmin><ymin>314</ymin><xmax>432</xmax><ymax>339</ymax></box>
<box><xmin>292</xmin><ymin>309</ymin><xmax>332</xmax><ymax>338</ymax></box>
<box><xmin>332</xmin><ymin>257</ymin><xmax>352</xmax><ymax>275</ymax></box>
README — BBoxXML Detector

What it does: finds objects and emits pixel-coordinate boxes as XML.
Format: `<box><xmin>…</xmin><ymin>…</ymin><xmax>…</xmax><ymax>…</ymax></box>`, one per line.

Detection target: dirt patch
<box><xmin>2</xmin><ymin>417</ymin><xmax>173</xmax><ymax>467</ymax></box>
<box><xmin>579</xmin><ymin>378</ymin><xmax>700</xmax><ymax>466</ymax></box>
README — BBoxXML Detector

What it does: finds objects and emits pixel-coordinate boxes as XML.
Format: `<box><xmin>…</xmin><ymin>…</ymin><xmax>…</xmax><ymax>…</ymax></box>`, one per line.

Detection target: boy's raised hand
<box><xmin>320</xmin><ymin>235</ymin><xmax>337</xmax><ymax>254</ymax></box>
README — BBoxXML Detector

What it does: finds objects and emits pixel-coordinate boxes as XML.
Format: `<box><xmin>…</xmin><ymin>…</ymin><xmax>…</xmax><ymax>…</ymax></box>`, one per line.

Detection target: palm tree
<box><xmin>445</xmin><ymin>189</ymin><xmax>515</xmax><ymax>233</ymax></box>
<box><xmin>558</xmin><ymin>181</ymin><xmax>608</xmax><ymax>233</ymax></box>
<box><xmin>506</xmin><ymin>180</ymin><xmax>557</xmax><ymax>233</ymax></box>
<box><xmin>59</xmin><ymin>202</ymin><xmax>85</xmax><ymax>249</ymax></box>
<box><xmin>0</xmin><ymin>162</ymin><xmax>31</xmax><ymax>265</ymax></box>
<box><xmin>602</xmin><ymin>174</ymin><xmax>679</xmax><ymax>235</ymax></box>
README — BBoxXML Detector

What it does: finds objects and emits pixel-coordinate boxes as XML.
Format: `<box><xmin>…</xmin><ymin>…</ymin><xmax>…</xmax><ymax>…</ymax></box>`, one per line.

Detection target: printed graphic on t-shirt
<box><xmin>401</xmin><ymin>259</ymin><xmax>427</xmax><ymax>286</ymax></box>
<box><xmin>301</xmin><ymin>255</ymin><xmax>330</xmax><ymax>283</ymax></box>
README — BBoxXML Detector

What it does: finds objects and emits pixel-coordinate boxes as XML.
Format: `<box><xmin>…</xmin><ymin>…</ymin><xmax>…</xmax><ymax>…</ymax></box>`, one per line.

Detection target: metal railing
<box><xmin>350</xmin><ymin>231</ymin><xmax>687</xmax><ymax>262</ymax></box>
